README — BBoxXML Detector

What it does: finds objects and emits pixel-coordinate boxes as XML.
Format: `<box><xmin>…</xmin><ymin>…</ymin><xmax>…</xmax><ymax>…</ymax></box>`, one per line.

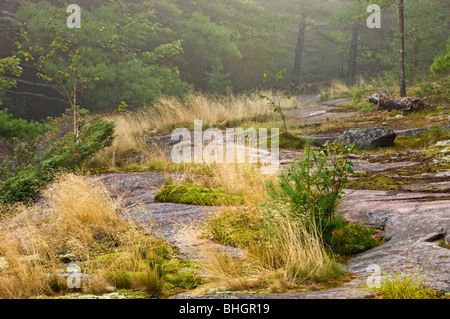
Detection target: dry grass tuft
<box><xmin>0</xmin><ymin>173</ymin><xmax>177</xmax><ymax>298</ymax></box>
<box><xmin>93</xmin><ymin>91</ymin><xmax>298</xmax><ymax>167</ymax></box>
<box><xmin>319</xmin><ymin>77</ymin><xmax>368</xmax><ymax>101</ymax></box>
<box><xmin>202</xmin><ymin>202</ymin><xmax>340</xmax><ymax>290</ymax></box>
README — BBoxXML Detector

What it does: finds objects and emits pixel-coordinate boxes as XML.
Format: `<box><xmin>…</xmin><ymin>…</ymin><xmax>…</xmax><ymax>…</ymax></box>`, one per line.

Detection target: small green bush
<box><xmin>414</xmin><ymin>76</ymin><xmax>450</xmax><ymax>104</ymax></box>
<box><xmin>266</xmin><ymin>142</ymin><xmax>354</xmax><ymax>222</ymax></box>
<box><xmin>155</xmin><ymin>179</ymin><xmax>244</xmax><ymax>206</ymax></box>
<box><xmin>263</xmin><ymin>142</ymin><xmax>378</xmax><ymax>257</ymax></box>
<box><xmin>431</xmin><ymin>43</ymin><xmax>450</xmax><ymax>75</ymax></box>
<box><xmin>0</xmin><ymin>109</ymin><xmax>115</xmax><ymax>204</ymax></box>
<box><xmin>352</xmin><ymin>88</ymin><xmax>368</xmax><ymax>102</ymax></box>
<box><xmin>0</xmin><ymin>109</ymin><xmax>50</xmax><ymax>140</ymax></box>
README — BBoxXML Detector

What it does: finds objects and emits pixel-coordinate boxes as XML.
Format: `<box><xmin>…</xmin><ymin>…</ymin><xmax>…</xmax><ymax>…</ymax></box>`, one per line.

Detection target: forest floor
<box><xmin>89</xmin><ymin>95</ymin><xmax>450</xmax><ymax>299</ymax></box>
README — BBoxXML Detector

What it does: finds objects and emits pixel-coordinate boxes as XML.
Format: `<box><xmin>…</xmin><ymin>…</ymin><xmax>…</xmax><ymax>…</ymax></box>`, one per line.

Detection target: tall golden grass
<box><xmin>197</xmin><ymin>201</ymin><xmax>341</xmax><ymax>293</ymax></box>
<box><xmin>94</xmin><ymin>92</ymin><xmax>298</xmax><ymax>167</ymax></box>
<box><xmin>319</xmin><ymin>77</ymin><xmax>368</xmax><ymax>100</ymax></box>
<box><xmin>0</xmin><ymin>174</ymin><xmax>174</xmax><ymax>298</ymax></box>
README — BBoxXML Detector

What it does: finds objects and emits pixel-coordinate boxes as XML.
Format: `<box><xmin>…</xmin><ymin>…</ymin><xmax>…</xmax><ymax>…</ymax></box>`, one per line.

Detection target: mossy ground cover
<box><xmin>347</xmin><ymin>161</ymin><xmax>450</xmax><ymax>191</ymax></box>
<box><xmin>326</xmin><ymin>216</ymin><xmax>381</xmax><ymax>256</ymax></box>
<box><xmin>155</xmin><ymin>179</ymin><xmax>245</xmax><ymax>206</ymax></box>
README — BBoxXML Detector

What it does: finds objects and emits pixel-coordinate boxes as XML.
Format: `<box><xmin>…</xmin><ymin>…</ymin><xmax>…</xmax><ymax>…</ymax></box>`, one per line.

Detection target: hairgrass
<box><xmin>319</xmin><ymin>77</ymin><xmax>368</xmax><ymax>101</ymax></box>
<box><xmin>93</xmin><ymin>91</ymin><xmax>298</xmax><ymax>168</ymax></box>
<box><xmin>0</xmin><ymin>173</ymin><xmax>201</xmax><ymax>298</ymax></box>
<box><xmin>371</xmin><ymin>267</ymin><xmax>448</xmax><ymax>299</ymax></box>
<box><xmin>198</xmin><ymin>201</ymin><xmax>343</xmax><ymax>293</ymax></box>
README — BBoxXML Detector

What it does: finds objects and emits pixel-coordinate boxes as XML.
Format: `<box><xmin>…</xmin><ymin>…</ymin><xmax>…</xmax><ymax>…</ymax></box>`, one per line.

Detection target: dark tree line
<box><xmin>0</xmin><ymin>0</ymin><xmax>448</xmax><ymax>119</ymax></box>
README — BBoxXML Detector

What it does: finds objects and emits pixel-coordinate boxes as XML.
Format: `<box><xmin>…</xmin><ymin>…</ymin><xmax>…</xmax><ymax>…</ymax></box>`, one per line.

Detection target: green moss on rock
<box><xmin>155</xmin><ymin>180</ymin><xmax>244</xmax><ymax>206</ymax></box>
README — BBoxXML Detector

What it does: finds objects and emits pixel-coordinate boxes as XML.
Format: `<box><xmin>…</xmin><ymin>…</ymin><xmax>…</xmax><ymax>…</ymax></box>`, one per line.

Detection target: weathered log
<box><xmin>366</xmin><ymin>93</ymin><xmax>427</xmax><ymax>113</ymax></box>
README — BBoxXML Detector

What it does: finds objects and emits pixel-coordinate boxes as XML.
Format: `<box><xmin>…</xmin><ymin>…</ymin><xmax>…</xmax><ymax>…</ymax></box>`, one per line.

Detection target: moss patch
<box><xmin>205</xmin><ymin>208</ymin><xmax>262</xmax><ymax>248</ymax></box>
<box><xmin>328</xmin><ymin>219</ymin><xmax>381</xmax><ymax>256</ymax></box>
<box><xmin>348</xmin><ymin>174</ymin><xmax>410</xmax><ymax>191</ymax></box>
<box><xmin>263</xmin><ymin>132</ymin><xmax>306</xmax><ymax>150</ymax></box>
<box><xmin>155</xmin><ymin>179</ymin><xmax>244</xmax><ymax>206</ymax></box>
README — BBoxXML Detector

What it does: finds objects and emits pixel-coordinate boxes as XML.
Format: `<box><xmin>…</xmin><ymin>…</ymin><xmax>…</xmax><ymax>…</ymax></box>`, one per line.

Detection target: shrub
<box><xmin>0</xmin><ymin>109</ymin><xmax>50</xmax><ymax>140</ymax></box>
<box><xmin>352</xmin><ymin>87</ymin><xmax>368</xmax><ymax>102</ymax></box>
<box><xmin>431</xmin><ymin>43</ymin><xmax>450</xmax><ymax>75</ymax></box>
<box><xmin>0</xmin><ymin>109</ymin><xmax>115</xmax><ymax>203</ymax></box>
<box><xmin>266</xmin><ymin>142</ymin><xmax>354</xmax><ymax>223</ymax></box>
<box><xmin>414</xmin><ymin>76</ymin><xmax>450</xmax><ymax>104</ymax></box>
<box><xmin>263</xmin><ymin>141</ymin><xmax>378</xmax><ymax>257</ymax></box>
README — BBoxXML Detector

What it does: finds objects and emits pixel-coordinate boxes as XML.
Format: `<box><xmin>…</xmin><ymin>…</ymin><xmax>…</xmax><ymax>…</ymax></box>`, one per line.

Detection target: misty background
<box><xmin>0</xmin><ymin>0</ymin><xmax>449</xmax><ymax>120</ymax></box>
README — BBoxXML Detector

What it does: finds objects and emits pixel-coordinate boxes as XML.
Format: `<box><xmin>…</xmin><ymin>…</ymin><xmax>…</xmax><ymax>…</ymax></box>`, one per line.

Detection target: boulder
<box><xmin>338</xmin><ymin>127</ymin><xmax>396</xmax><ymax>150</ymax></box>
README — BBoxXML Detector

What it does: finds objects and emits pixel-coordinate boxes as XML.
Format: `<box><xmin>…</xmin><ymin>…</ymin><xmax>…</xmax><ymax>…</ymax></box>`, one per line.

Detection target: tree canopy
<box><xmin>0</xmin><ymin>0</ymin><xmax>448</xmax><ymax>117</ymax></box>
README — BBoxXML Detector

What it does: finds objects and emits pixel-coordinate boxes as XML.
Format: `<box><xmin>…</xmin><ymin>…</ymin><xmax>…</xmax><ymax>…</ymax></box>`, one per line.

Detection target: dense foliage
<box><xmin>0</xmin><ymin>108</ymin><xmax>115</xmax><ymax>203</ymax></box>
<box><xmin>1</xmin><ymin>0</ymin><xmax>448</xmax><ymax>115</ymax></box>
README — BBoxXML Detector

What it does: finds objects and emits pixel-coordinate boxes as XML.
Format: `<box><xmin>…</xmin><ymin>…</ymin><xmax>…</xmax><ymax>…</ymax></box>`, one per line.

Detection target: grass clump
<box><xmin>93</xmin><ymin>91</ymin><xmax>297</xmax><ymax>168</ymax></box>
<box><xmin>358</xmin><ymin>103</ymin><xmax>377</xmax><ymax>114</ymax></box>
<box><xmin>371</xmin><ymin>268</ymin><xmax>449</xmax><ymax>299</ymax></box>
<box><xmin>200</xmin><ymin>142</ymin><xmax>378</xmax><ymax>293</ymax></box>
<box><xmin>200</xmin><ymin>202</ymin><xmax>344</xmax><ymax>293</ymax></box>
<box><xmin>319</xmin><ymin>78</ymin><xmax>368</xmax><ymax>101</ymax></box>
<box><xmin>155</xmin><ymin>179</ymin><xmax>244</xmax><ymax>206</ymax></box>
<box><xmin>0</xmin><ymin>173</ymin><xmax>201</xmax><ymax>299</ymax></box>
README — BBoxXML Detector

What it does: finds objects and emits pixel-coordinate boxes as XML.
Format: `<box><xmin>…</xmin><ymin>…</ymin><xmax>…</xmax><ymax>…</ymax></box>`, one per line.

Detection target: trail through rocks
<box><xmin>286</xmin><ymin>95</ymin><xmax>357</xmax><ymax>123</ymax></box>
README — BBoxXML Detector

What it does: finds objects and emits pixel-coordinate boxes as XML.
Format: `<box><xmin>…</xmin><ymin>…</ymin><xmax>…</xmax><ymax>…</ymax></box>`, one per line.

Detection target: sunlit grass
<box><xmin>92</xmin><ymin>91</ymin><xmax>299</xmax><ymax>168</ymax></box>
<box><xmin>0</xmin><ymin>173</ymin><xmax>200</xmax><ymax>299</ymax></box>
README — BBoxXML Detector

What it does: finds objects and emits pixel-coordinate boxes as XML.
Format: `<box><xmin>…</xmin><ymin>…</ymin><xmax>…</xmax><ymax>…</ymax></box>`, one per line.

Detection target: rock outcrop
<box><xmin>338</xmin><ymin>127</ymin><xmax>397</xmax><ymax>150</ymax></box>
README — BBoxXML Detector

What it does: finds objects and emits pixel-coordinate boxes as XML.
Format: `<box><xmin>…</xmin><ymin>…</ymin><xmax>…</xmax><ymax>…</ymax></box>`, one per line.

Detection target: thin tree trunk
<box><xmin>399</xmin><ymin>0</ymin><xmax>406</xmax><ymax>97</ymax></box>
<box><xmin>347</xmin><ymin>23</ymin><xmax>359</xmax><ymax>83</ymax></box>
<box><xmin>293</xmin><ymin>22</ymin><xmax>307</xmax><ymax>85</ymax></box>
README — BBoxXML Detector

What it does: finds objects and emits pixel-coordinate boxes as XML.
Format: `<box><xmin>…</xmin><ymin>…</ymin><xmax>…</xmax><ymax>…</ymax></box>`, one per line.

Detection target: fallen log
<box><xmin>366</xmin><ymin>93</ymin><xmax>427</xmax><ymax>113</ymax></box>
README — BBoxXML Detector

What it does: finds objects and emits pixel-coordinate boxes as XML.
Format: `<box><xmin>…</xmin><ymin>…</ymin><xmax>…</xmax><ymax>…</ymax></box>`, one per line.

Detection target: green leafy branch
<box><xmin>260</xmin><ymin>69</ymin><xmax>293</xmax><ymax>134</ymax></box>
